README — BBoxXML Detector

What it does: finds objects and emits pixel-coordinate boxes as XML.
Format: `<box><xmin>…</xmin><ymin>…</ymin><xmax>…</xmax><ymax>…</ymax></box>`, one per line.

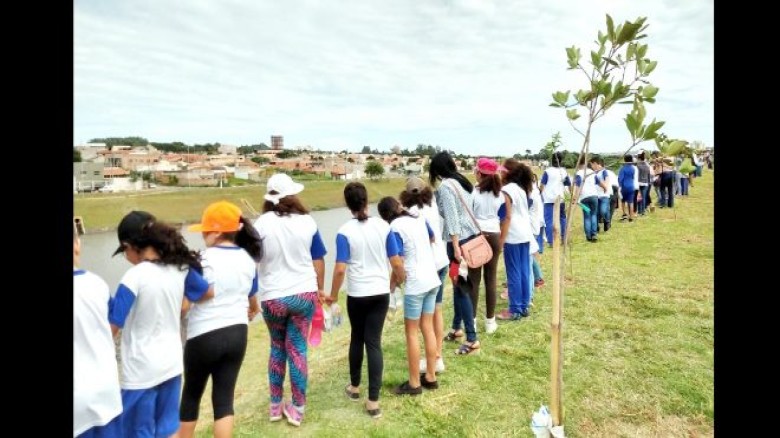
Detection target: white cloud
<box><xmin>74</xmin><ymin>0</ymin><xmax>714</xmax><ymax>154</ymax></box>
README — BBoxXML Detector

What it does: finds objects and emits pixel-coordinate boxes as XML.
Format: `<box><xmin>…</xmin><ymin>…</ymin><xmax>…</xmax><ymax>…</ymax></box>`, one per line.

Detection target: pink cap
<box><xmin>476</xmin><ymin>157</ymin><xmax>499</xmax><ymax>175</ymax></box>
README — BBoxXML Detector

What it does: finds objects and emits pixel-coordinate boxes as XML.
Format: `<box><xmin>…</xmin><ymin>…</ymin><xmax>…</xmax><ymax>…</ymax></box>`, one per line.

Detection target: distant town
<box><xmin>73</xmin><ymin>135</ymin><xmax>549</xmax><ymax>194</ymax></box>
<box><xmin>74</xmin><ymin>134</ymin><xmax>686</xmax><ymax>194</ymax></box>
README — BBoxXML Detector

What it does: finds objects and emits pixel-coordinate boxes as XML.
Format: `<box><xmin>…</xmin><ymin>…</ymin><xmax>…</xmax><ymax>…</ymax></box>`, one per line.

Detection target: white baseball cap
<box><xmin>264</xmin><ymin>173</ymin><xmax>304</xmax><ymax>205</ymax></box>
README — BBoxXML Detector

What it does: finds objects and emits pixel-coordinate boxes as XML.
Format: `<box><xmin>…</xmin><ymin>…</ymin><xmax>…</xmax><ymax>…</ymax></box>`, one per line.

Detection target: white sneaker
<box><xmin>485</xmin><ymin>317</ymin><xmax>498</xmax><ymax>334</ymax></box>
<box><xmin>420</xmin><ymin>357</ymin><xmax>446</xmax><ymax>374</ymax></box>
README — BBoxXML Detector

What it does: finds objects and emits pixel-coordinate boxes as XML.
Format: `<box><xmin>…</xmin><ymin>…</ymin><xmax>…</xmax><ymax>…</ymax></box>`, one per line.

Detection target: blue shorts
<box><xmin>404</xmin><ymin>287</ymin><xmax>438</xmax><ymax>320</ymax></box>
<box><xmin>77</xmin><ymin>414</ymin><xmax>122</xmax><ymax>438</ymax></box>
<box><xmin>620</xmin><ymin>188</ymin><xmax>635</xmax><ymax>204</ymax></box>
<box><xmin>435</xmin><ymin>267</ymin><xmax>447</xmax><ymax>304</ymax></box>
<box><xmin>120</xmin><ymin>375</ymin><xmax>182</xmax><ymax>438</ymax></box>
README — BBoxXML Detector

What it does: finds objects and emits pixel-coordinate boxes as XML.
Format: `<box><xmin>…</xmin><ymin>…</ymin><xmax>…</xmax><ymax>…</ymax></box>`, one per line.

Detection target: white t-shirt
<box><xmin>253</xmin><ymin>212</ymin><xmax>327</xmax><ymax>301</ymax></box>
<box><xmin>410</xmin><ymin>201</ymin><xmax>449</xmax><ymax>271</ymax></box>
<box><xmin>574</xmin><ymin>168</ymin><xmax>601</xmax><ymax>202</ymax></box>
<box><xmin>500</xmin><ymin>182</ymin><xmax>534</xmax><ymax>244</ymax></box>
<box><xmin>185</xmin><ymin>245</ymin><xmax>259</xmax><ymax>340</ymax></box>
<box><xmin>335</xmin><ymin>217</ymin><xmax>401</xmax><ymax>297</ymax></box>
<box><xmin>110</xmin><ymin>262</ymin><xmax>210</xmax><ymax>389</ymax></box>
<box><xmin>389</xmin><ymin>214</ymin><xmax>442</xmax><ymax>295</ymax></box>
<box><xmin>471</xmin><ymin>188</ymin><xmax>503</xmax><ymax>233</ymax></box>
<box><xmin>540</xmin><ymin>167</ymin><xmax>571</xmax><ymax>204</ymax></box>
<box><xmin>74</xmin><ymin>269</ymin><xmax>122</xmax><ymax>437</ymax></box>
<box><xmin>529</xmin><ymin>184</ymin><xmax>545</xmax><ymax>234</ymax></box>
<box><xmin>595</xmin><ymin>169</ymin><xmax>611</xmax><ymax>198</ymax></box>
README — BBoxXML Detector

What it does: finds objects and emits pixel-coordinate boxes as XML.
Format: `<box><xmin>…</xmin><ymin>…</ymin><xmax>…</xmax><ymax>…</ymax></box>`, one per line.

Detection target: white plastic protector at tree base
<box><xmin>531</xmin><ymin>405</ymin><xmax>565</xmax><ymax>438</ymax></box>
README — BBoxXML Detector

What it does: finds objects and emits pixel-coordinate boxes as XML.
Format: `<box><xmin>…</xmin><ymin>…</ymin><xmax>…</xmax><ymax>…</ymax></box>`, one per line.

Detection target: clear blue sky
<box><xmin>74</xmin><ymin>0</ymin><xmax>713</xmax><ymax>155</ymax></box>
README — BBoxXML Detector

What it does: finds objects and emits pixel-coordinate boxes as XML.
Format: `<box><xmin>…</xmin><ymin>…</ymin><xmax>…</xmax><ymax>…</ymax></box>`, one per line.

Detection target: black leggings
<box><xmin>346</xmin><ymin>294</ymin><xmax>389</xmax><ymax>402</ymax></box>
<box><xmin>180</xmin><ymin>324</ymin><xmax>248</xmax><ymax>421</ymax></box>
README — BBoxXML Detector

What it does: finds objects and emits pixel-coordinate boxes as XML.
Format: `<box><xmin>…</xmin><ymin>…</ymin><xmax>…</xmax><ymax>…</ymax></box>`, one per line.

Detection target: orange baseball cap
<box><xmin>188</xmin><ymin>201</ymin><xmax>242</xmax><ymax>232</ymax></box>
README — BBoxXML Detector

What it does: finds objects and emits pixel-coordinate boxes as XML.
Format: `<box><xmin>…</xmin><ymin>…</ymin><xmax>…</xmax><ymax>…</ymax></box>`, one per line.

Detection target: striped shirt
<box><xmin>435</xmin><ymin>178</ymin><xmax>479</xmax><ymax>240</ymax></box>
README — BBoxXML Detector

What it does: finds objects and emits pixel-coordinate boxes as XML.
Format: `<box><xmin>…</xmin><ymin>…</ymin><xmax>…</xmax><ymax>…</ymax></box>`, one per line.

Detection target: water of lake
<box><xmin>78</xmin><ymin>204</ymin><xmax>380</xmax><ymax>293</ymax></box>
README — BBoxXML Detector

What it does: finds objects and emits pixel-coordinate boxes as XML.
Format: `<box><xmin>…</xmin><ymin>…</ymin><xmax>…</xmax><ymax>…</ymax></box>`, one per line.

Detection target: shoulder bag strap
<box><xmin>446</xmin><ymin>180</ymin><xmax>483</xmax><ymax>234</ymax></box>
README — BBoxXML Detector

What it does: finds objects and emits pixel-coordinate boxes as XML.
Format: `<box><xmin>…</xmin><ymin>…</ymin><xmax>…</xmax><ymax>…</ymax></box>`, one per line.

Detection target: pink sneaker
<box><xmin>269</xmin><ymin>402</ymin><xmax>282</xmax><ymax>422</ymax></box>
<box><xmin>283</xmin><ymin>402</ymin><xmax>304</xmax><ymax>427</ymax></box>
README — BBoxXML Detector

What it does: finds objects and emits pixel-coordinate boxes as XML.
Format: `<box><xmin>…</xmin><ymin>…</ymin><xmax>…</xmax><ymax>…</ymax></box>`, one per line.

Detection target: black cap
<box><xmin>112</xmin><ymin>211</ymin><xmax>155</xmax><ymax>256</ymax></box>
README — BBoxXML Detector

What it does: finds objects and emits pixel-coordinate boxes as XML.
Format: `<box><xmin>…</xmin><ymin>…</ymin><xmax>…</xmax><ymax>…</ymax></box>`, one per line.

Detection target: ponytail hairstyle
<box><xmin>231</xmin><ymin>217</ymin><xmax>264</xmax><ymax>262</ymax></box>
<box><xmin>377</xmin><ymin>196</ymin><xmax>413</xmax><ymax>224</ymax></box>
<box><xmin>344</xmin><ymin>182</ymin><xmax>369</xmax><ymax>222</ymax></box>
<box><xmin>399</xmin><ymin>186</ymin><xmax>433</xmax><ymax>209</ymax></box>
<box><xmin>113</xmin><ymin>211</ymin><xmax>202</xmax><ymax>272</ymax></box>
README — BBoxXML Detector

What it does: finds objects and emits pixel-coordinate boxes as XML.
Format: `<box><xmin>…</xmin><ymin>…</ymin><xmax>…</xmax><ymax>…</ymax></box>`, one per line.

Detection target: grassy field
<box><xmin>73</xmin><ymin>178</ymin><xmax>409</xmax><ymax>232</ymax></box>
<box><xmin>184</xmin><ymin>172</ymin><xmax>714</xmax><ymax>437</ymax></box>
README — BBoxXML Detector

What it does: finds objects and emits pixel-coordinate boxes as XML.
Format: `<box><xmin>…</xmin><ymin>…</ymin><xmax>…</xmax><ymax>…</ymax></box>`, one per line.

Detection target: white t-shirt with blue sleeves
<box><xmin>499</xmin><ymin>182</ymin><xmax>534</xmax><ymax>244</ymax></box>
<box><xmin>541</xmin><ymin>167</ymin><xmax>571</xmax><ymax>204</ymax></box>
<box><xmin>185</xmin><ymin>245</ymin><xmax>258</xmax><ymax>340</ymax></box>
<box><xmin>109</xmin><ymin>261</ymin><xmax>210</xmax><ymax>390</ymax></box>
<box><xmin>411</xmin><ymin>201</ymin><xmax>449</xmax><ymax>271</ymax></box>
<box><xmin>389</xmin><ymin>214</ymin><xmax>442</xmax><ymax>296</ymax></box>
<box><xmin>74</xmin><ymin>269</ymin><xmax>122</xmax><ymax>436</ymax></box>
<box><xmin>253</xmin><ymin>212</ymin><xmax>327</xmax><ymax>301</ymax></box>
<box><xmin>574</xmin><ymin>168</ymin><xmax>601</xmax><ymax>201</ymax></box>
<box><xmin>335</xmin><ymin>217</ymin><xmax>400</xmax><ymax>298</ymax></box>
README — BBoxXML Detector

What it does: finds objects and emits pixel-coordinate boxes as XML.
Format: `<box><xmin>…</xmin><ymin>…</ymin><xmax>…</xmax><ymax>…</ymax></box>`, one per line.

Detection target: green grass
<box><xmin>189</xmin><ymin>172</ymin><xmax>714</xmax><ymax>437</ymax></box>
<box><xmin>73</xmin><ymin>178</ymin><xmax>409</xmax><ymax>231</ymax></box>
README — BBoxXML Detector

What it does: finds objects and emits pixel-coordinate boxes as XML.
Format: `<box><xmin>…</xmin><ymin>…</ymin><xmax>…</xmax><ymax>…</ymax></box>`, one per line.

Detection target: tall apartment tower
<box><xmin>271</xmin><ymin>135</ymin><xmax>284</xmax><ymax>150</ymax></box>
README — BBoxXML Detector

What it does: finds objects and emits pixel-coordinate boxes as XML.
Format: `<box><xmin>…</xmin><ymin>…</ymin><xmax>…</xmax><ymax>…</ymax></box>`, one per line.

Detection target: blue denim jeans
<box><xmin>580</xmin><ymin>196</ymin><xmax>599</xmax><ymax>240</ymax></box>
<box><xmin>637</xmin><ymin>185</ymin><xmax>650</xmax><ymax>214</ymax></box>
<box><xmin>447</xmin><ymin>240</ymin><xmax>478</xmax><ymax>342</ymax></box>
<box><xmin>597</xmin><ymin>196</ymin><xmax>611</xmax><ymax>227</ymax></box>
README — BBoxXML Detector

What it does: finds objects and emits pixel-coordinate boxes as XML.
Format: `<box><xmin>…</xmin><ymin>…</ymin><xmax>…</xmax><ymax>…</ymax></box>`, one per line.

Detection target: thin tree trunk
<box><xmin>550</xmin><ymin>196</ymin><xmax>564</xmax><ymax>427</ymax></box>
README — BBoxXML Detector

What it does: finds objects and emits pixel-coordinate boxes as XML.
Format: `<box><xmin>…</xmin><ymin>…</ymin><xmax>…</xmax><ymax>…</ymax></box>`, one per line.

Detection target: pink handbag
<box><xmin>447</xmin><ymin>181</ymin><xmax>494</xmax><ymax>269</ymax></box>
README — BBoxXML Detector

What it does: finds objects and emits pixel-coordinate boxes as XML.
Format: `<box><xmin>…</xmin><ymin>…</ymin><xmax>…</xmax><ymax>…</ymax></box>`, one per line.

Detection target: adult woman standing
<box><xmin>469</xmin><ymin>157</ymin><xmax>505</xmax><ymax>334</ymax></box>
<box><xmin>428</xmin><ymin>151</ymin><xmax>480</xmax><ymax>355</ymax></box>
<box><xmin>327</xmin><ymin>182</ymin><xmax>405</xmax><ymax>418</ymax></box>
<box><xmin>539</xmin><ymin>151</ymin><xmax>571</xmax><ymax>247</ymax></box>
<box><xmin>253</xmin><ymin>173</ymin><xmax>327</xmax><ymax>427</ymax></box>
<box><xmin>179</xmin><ymin>201</ymin><xmax>263</xmax><ymax>438</ymax></box>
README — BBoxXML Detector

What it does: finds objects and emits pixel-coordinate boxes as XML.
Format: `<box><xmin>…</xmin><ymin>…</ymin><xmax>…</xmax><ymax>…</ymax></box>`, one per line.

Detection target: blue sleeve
<box><xmin>498</xmin><ymin>203</ymin><xmax>507</xmax><ymax>221</ymax></box>
<box><xmin>310</xmin><ymin>230</ymin><xmax>327</xmax><ymax>260</ymax></box>
<box><xmin>248</xmin><ymin>271</ymin><xmax>259</xmax><ymax>297</ymax></box>
<box><xmin>393</xmin><ymin>231</ymin><xmax>404</xmax><ymax>257</ymax></box>
<box><xmin>335</xmin><ymin>233</ymin><xmax>350</xmax><ymax>263</ymax></box>
<box><xmin>618</xmin><ymin>167</ymin><xmax>625</xmax><ymax>185</ymax></box>
<box><xmin>540</xmin><ymin>172</ymin><xmax>549</xmax><ymax>185</ymax></box>
<box><xmin>602</xmin><ymin>170</ymin><xmax>608</xmax><ymax>180</ymax></box>
<box><xmin>574</xmin><ymin>174</ymin><xmax>582</xmax><ymax>187</ymax></box>
<box><xmin>108</xmin><ymin>284</ymin><xmax>136</xmax><ymax>328</ymax></box>
<box><xmin>385</xmin><ymin>231</ymin><xmax>401</xmax><ymax>257</ymax></box>
<box><xmin>595</xmin><ymin>174</ymin><xmax>602</xmax><ymax>185</ymax></box>
<box><xmin>563</xmin><ymin>175</ymin><xmax>571</xmax><ymax>186</ymax></box>
<box><xmin>425</xmin><ymin>220</ymin><xmax>434</xmax><ymax>239</ymax></box>
<box><xmin>184</xmin><ymin>268</ymin><xmax>210</xmax><ymax>301</ymax></box>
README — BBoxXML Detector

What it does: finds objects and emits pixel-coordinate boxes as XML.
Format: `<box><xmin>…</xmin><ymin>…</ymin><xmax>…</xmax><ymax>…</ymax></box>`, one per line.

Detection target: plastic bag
<box><xmin>531</xmin><ymin>405</ymin><xmax>565</xmax><ymax>438</ymax></box>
